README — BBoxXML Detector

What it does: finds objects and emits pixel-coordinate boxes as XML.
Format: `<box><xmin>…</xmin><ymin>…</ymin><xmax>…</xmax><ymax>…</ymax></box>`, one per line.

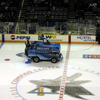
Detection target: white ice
<box><xmin>0</xmin><ymin>43</ymin><xmax>100</xmax><ymax>100</ymax></box>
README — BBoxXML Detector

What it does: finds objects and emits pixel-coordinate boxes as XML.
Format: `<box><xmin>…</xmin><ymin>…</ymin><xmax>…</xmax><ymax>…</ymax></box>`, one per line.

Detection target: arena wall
<box><xmin>0</xmin><ymin>34</ymin><xmax>98</xmax><ymax>44</ymax></box>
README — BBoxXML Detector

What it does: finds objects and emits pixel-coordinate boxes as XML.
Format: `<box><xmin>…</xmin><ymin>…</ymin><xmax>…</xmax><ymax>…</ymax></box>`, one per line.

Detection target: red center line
<box><xmin>59</xmin><ymin>44</ymin><xmax>71</xmax><ymax>100</ymax></box>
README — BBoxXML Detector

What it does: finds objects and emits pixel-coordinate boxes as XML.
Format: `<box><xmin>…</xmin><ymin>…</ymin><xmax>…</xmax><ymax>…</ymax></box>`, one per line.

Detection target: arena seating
<box><xmin>0</xmin><ymin>0</ymin><xmax>22</xmax><ymax>22</ymax></box>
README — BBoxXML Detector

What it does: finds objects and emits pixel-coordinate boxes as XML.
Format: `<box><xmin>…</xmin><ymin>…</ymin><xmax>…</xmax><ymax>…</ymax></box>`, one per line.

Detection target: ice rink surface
<box><xmin>0</xmin><ymin>43</ymin><xmax>100</xmax><ymax>100</ymax></box>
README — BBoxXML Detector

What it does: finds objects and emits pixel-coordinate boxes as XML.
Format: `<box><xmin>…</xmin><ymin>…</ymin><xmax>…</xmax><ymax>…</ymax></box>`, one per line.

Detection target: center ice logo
<box><xmin>28</xmin><ymin>72</ymin><xmax>93</xmax><ymax>100</ymax></box>
<box><xmin>10</xmin><ymin>68</ymin><xmax>97</xmax><ymax>100</ymax></box>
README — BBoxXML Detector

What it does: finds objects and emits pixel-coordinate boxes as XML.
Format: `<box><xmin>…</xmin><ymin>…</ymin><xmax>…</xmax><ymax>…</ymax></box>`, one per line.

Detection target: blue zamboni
<box><xmin>25</xmin><ymin>34</ymin><xmax>63</xmax><ymax>63</ymax></box>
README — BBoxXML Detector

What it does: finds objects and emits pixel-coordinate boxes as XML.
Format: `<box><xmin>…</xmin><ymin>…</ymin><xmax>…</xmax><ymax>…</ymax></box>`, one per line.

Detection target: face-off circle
<box><xmin>4</xmin><ymin>58</ymin><xmax>10</xmax><ymax>61</ymax></box>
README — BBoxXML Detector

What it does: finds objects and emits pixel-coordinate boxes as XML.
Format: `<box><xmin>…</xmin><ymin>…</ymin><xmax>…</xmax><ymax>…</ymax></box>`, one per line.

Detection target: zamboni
<box><xmin>25</xmin><ymin>35</ymin><xmax>63</xmax><ymax>63</ymax></box>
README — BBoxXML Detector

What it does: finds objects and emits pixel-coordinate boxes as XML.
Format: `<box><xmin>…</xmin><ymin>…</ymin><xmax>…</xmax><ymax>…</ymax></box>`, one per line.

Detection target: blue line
<box><xmin>0</xmin><ymin>42</ymin><xmax>4</xmax><ymax>49</ymax></box>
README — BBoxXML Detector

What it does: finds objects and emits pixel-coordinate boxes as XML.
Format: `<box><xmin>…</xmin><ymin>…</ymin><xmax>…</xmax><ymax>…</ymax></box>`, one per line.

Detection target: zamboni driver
<box><xmin>25</xmin><ymin>38</ymin><xmax>30</xmax><ymax>47</ymax></box>
<box><xmin>39</xmin><ymin>34</ymin><xmax>49</xmax><ymax>43</ymax></box>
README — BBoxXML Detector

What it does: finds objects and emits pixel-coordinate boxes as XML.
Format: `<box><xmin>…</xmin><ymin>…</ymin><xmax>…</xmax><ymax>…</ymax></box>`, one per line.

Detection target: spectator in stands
<box><xmin>0</xmin><ymin>0</ymin><xmax>21</xmax><ymax>22</ymax></box>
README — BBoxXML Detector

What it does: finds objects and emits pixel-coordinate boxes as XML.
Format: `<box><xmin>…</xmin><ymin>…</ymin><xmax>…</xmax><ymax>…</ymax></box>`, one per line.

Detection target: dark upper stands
<box><xmin>0</xmin><ymin>0</ymin><xmax>100</xmax><ymax>23</ymax></box>
<box><xmin>0</xmin><ymin>0</ymin><xmax>22</xmax><ymax>22</ymax></box>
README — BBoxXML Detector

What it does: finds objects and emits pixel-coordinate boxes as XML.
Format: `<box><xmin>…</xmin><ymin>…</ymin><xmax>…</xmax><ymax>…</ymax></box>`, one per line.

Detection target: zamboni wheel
<box><xmin>32</xmin><ymin>57</ymin><xmax>40</xmax><ymax>63</ymax></box>
<box><xmin>51</xmin><ymin>57</ymin><xmax>57</xmax><ymax>63</ymax></box>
